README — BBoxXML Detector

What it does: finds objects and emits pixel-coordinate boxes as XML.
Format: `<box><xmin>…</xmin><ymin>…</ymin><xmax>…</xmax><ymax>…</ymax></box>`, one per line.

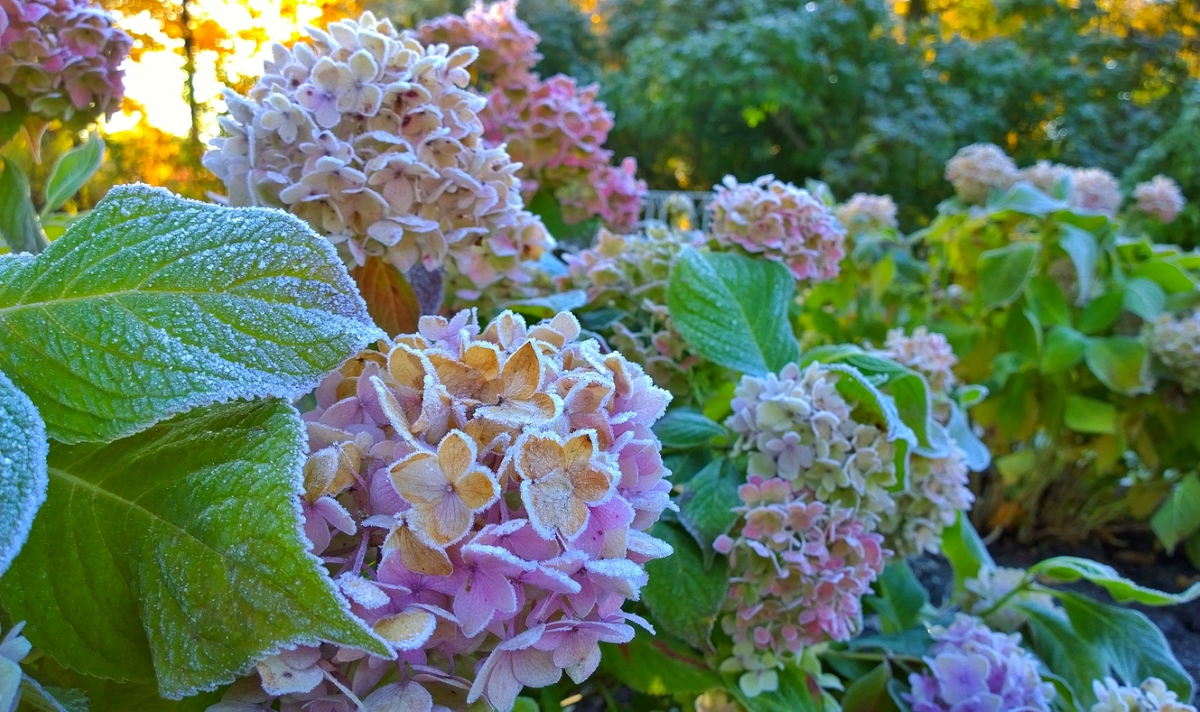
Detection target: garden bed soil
<box><xmin>911</xmin><ymin>531</ymin><xmax>1200</xmax><ymax>683</ymax></box>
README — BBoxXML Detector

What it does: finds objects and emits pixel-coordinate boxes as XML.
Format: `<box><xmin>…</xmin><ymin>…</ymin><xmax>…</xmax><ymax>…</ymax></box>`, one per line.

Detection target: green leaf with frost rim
<box><xmin>642</xmin><ymin>521</ymin><xmax>728</xmax><ymax>650</ymax></box>
<box><xmin>0</xmin><ymin>184</ymin><xmax>383</xmax><ymax>444</ymax></box>
<box><xmin>1028</xmin><ymin>555</ymin><xmax>1200</xmax><ymax>606</ymax></box>
<box><xmin>0</xmin><ymin>368</ymin><xmax>48</xmax><ymax>577</ymax></box>
<box><xmin>0</xmin><ymin>399</ymin><xmax>389</xmax><ymax>699</ymax></box>
<box><xmin>667</xmin><ymin>247</ymin><xmax>798</xmax><ymax>376</ymax></box>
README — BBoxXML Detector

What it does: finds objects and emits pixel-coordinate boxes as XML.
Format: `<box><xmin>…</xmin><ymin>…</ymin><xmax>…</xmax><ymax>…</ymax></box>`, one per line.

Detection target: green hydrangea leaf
<box><xmin>0</xmin><ymin>184</ymin><xmax>383</xmax><ymax>444</ymax></box>
<box><xmin>642</xmin><ymin>521</ymin><xmax>728</xmax><ymax>650</ymax></box>
<box><xmin>977</xmin><ymin>242</ymin><xmax>1039</xmax><ymax>310</ymax></box>
<box><xmin>667</xmin><ymin>247</ymin><xmax>798</xmax><ymax>376</ymax></box>
<box><xmin>1150</xmin><ymin>473</ymin><xmax>1200</xmax><ymax>554</ymax></box>
<box><xmin>0</xmin><ymin>368</ymin><xmax>48</xmax><ymax>577</ymax></box>
<box><xmin>0</xmin><ymin>399</ymin><xmax>389</xmax><ymax>699</ymax></box>
<box><xmin>1028</xmin><ymin>556</ymin><xmax>1200</xmax><ymax>605</ymax></box>
<box><xmin>942</xmin><ymin>512</ymin><xmax>995</xmax><ymax>595</ymax></box>
<box><xmin>677</xmin><ymin>458</ymin><xmax>741</xmax><ymax>565</ymax></box>
<box><xmin>42</xmin><ymin>134</ymin><xmax>106</xmax><ymax>217</ymax></box>
<box><xmin>600</xmin><ymin>627</ymin><xmax>723</xmax><ymax>696</ymax></box>
<box><xmin>652</xmin><ymin>408</ymin><xmax>729</xmax><ymax>449</ymax></box>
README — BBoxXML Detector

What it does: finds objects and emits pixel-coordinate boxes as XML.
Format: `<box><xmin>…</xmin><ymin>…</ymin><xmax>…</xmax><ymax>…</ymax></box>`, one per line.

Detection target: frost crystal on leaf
<box><xmin>216</xmin><ymin>308</ymin><xmax>674</xmax><ymax>712</ymax></box>
<box><xmin>708</xmin><ymin>174</ymin><xmax>846</xmax><ymax>283</ymax></box>
<box><xmin>0</xmin><ymin>369</ymin><xmax>47</xmax><ymax>578</ymax></box>
<box><xmin>204</xmin><ymin>12</ymin><xmax>552</xmax><ymax>291</ymax></box>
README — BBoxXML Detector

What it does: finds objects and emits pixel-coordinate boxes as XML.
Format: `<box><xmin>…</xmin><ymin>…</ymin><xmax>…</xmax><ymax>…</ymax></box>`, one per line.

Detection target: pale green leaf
<box><xmin>1063</xmin><ymin>395</ymin><xmax>1117</xmax><ymax>435</ymax></box>
<box><xmin>0</xmin><ymin>399</ymin><xmax>389</xmax><ymax>699</ymax></box>
<box><xmin>1150</xmin><ymin>473</ymin><xmax>1200</xmax><ymax>554</ymax></box>
<box><xmin>1040</xmin><ymin>325</ymin><xmax>1087</xmax><ymax>374</ymax></box>
<box><xmin>978</xmin><ymin>242</ymin><xmax>1039</xmax><ymax>310</ymax></box>
<box><xmin>642</xmin><ymin>521</ymin><xmax>728</xmax><ymax>650</ymax></box>
<box><xmin>1077</xmin><ymin>292</ymin><xmax>1124</xmax><ymax>335</ymax></box>
<box><xmin>865</xmin><ymin>561</ymin><xmax>928</xmax><ymax>634</ymax></box>
<box><xmin>677</xmin><ymin>459</ymin><xmax>741</xmax><ymax>564</ymax></box>
<box><xmin>0</xmin><ymin>184</ymin><xmax>383</xmax><ymax>443</ymax></box>
<box><xmin>0</xmin><ymin>158</ymin><xmax>48</xmax><ymax>255</ymax></box>
<box><xmin>667</xmin><ymin>247</ymin><xmax>798</xmax><ymax>376</ymax></box>
<box><xmin>600</xmin><ymin>628</ymin><xmax>723</xmax><ymax>696</ymax></box>
<box><xmin>1025</xmin><ymin>277</ymin><xmax>1071</xmax><ymax>327</ymax></box>
<box><xmin>841</xmin><ymin>662</ymin><xmax>898</xmax><ymax>712</ymax></box>
<box><xmin>1131</xmin><ymin>260</ymin><xmax>1196</xmax><ymax>294</ymax></box>
<box><xmin>987</xmin><ymin>181</ymin><xmax>1067</xmax><ymax>216</ymax></box>
<box><xmin>0</xmin><ymin>368</ymin><xmax>47</xmax><ymax>577</ymax></box>
<box><xmin>946</xmin><ymin>402</ymin><xmax>990</xmax><ymax>472</ymax></box>
<box><xmin>1122</xmin><ymin>277</ymin><xmax>1166</xmax><ymax>322</ymax></box>
<box><xmin>1029</xmin><ymin>556</ymin><xmax>1200</xmax><ymax>605</ymax></box>
<box><xmin>1059</xmin><ymin>225</ymin><xmax>1098</xmax><ymax>304</ymax></box>
<box><xmin>652</xmin><ymin>408</ymin><xmax>729</xmax><ymax>449</ymax></box>
<box><xmin>42</xmin><ymin>135</ymin><xmax>105</xmax><ymax>217</ymax></box>
<box><xmin>18</xmin><ymin>676</ymin><xmax>88</xmax><ymax>712</ymax></box>
<box><xmin>942</xmin><ymin>512</ymin><xmax>994</xmax><ymax>595</ymax></box>
<box><xmin>1084</xmin><ymin>337</ymin><xmax>1151</xmax><ymax>395</ymax></box>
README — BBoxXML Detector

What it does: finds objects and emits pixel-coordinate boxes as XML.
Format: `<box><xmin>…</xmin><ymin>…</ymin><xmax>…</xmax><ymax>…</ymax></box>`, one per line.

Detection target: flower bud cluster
<box><xmin>212</xmin><ymin>309</ymin><xmax>673</xmax><ymax>712</ymax></box>
<box><xmin>836</xmin><ymin>193</ymin><xmax>899</xmax><ymax>233</ymax></box>
<box><xmin>708</xmin><ymin>175</ymin><xmax>846</xmax><ymax>283</ymax></box>
<box><xmin>1091</xmin><ymin>677</ymin><xmax>1197</xmax><ymax>712</ymax></box>
<box><xmin>0</xmin><ymin>0</ymin><xmax>131</xmax><ymax>124</ymax></box>
<box><xmin>905</xmin><ymin>615</ymin><xmax>1055</xmax><ymax>712</ymax></box>
<box><xmin>1133</xmin><ymin>175</ymin><xmax>1186</xmax><ymax>224</ymax></box>
<box><xmin>1147</xmin><ymin>311</ymin><xmax>1200</xmax><ymax>393</ymax></box>
<box><xmin>203</xmin><ymin>12</ymin><xmax>552</xmax><ymax>291</ymax></box>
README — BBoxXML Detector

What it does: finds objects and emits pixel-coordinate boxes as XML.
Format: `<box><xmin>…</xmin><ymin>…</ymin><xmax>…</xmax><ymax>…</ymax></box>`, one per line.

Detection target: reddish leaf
<box><xmin>352</xmin><ymin>257</ymin><xmax>420</xmax><ymax>337</ymax></box>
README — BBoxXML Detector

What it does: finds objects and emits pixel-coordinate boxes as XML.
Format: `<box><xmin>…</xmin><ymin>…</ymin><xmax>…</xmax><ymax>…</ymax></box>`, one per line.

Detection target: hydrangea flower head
<box><xmin>1147</xmin><ymin>311</ymin><xmax>1200</xmax><ymax>393</ymax></box>
<box><xmin>836</xmin><ymin>193</ymin><xmax>899</xmax><ymax>233</ymax></box>
<box><xmin>1133</xmin><ymin>175</ymin><xmax>1185</xmax><ymax>224</ymax></box>
<box><xmin>1092</xmin><ymin>677</ymin><xmax>1197</xmax><ymax>712</ymax></box>
<box><xmin>945</xmin><ymin>144</ymin><xmax>1018</xmax><ymax>204</ymax></box>
<box><xmin>559</xmin><ymin>226</ymin><xmax>722</xmax><ymax>399</ymax></box>
<box><xmin>210</xmin><ymin>309</ymin><xmax>674</xmax><ymax>712</ymax></box>
<box><xmin>1068</xmin><ymin>167</ymin><xmax>1122</xmax><ymax>217</ymax></box>
<box><xmin>558</xmin><ymin>156</ymin><xmax>647</xmax><ymax>232</ymax></box>
<box><xmin>0</xmin><ymin>0</ymin><xmax>131</xmax><ymax>123</ymax></box>
<box><xmin>715</xmin><ymin>474</ymin><xmax>886</xmax><ymax>658</ymax></box>
<box><xmin>726</xmin><ymin>363</ymin><xmax>898</xmax><ymax>522</ymax></box>
<box><xmin>879</xmin><ymin>327</ymin><xmax>958</xmax><ymax>395</ymax></box>
<box><xmin>708</xmin><ymin>175</ymin><xmax>846</xmax><ymax>283</ymax></box>
<box><xmin>959</xmin><ymin>565</ymin><xmax>1057</xmax><ymax>632</ymax></box>
<box><xmin>881</xmin><ymin>446</ymin><xmax>973</xmax><ymax>557</ymax></box>
<box><xmin>1018</xmin><ymin>160</ymin><xmax>1070</xmax><ymax>195</ymax></box>
<box><xmin>905</xmin><ymin>615</ymin><xmax>1055</xmax><ymax>712</ymax></box>
<box><xmin>203</xmin><ymin>12</ymin><xmax>552</xmax><ymax>290</ymax></box>
<box><xmin>417</xmin><ymin>0</ymin><xmax>541</xmax><ymax>89</ymax></box>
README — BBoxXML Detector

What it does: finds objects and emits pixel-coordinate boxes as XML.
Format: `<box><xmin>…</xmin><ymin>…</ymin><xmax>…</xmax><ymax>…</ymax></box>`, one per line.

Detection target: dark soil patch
<box><xmin>911</xmin><ymin>531</ymin><xmax>1200</xmax><ymax>684</ymax></box>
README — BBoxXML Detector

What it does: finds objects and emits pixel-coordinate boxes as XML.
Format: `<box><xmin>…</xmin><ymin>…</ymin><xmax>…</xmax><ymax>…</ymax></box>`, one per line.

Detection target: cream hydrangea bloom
<box><xmin>1133</xmin><ymin>175</ymin><xmax>1186</xmax><ymax>223</ymax></box>
<box><xmin>203</xmin><ymin>12</ymin><xmax>552</xmax><ymax>290</ymax></box>
<box><xmin>1092</xmin><ymin>677</ymin><xmax>1197</xmax><ymax>712</ymax></box>
<box><xmin>1069</xmin><ymin>167</ymin><xmax>1122</xmax><ymax>216</ymax></box>
<box><xmin>1147</xmin><ymin>311</ymin><xmax>1200</xmax><ymax>393</ymax></box>
<box><xmin>945</xmin><ymin>143</ymin><xmax>1018</xmax><ymax>204</ymax></box>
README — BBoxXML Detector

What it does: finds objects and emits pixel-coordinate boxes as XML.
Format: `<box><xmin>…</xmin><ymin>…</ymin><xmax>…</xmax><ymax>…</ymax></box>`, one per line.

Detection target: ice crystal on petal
<box><xmin>1133</xmin><ymin>175</ymin><xmax>1186</xmax><ymax>224</ymax></box>
<box><xmin>905</xmin><ymin>615</ymin><xmax>1055</xmax><ymax>712</ymax></box>
<box><xmin>1091</xmin><ymin>677</ymin><xmax>1197</xmax><ymax>712</ymax></box>
<box><xmin>945</xmin><ymin>143</ymin><xmax>1018</xmax><ymax>204</ymax></box>
<box><xmin>708</xmin><ymin>175</ymin><xmax>846</xmax><ymax>283</ymax></box>
<box><xmin>204</xmin><ymin>12</ymin><xmax>552</xmax><ymax>290</ymax></box>
<box><xmin>0</xmin><ymin>0</ymin><xmax>131</xmax><ymax>124</ymax></box>
<box><xmin>219</xmin><ymin>309</ymin><xmax>672</xmax><ymax>712</ymax></box>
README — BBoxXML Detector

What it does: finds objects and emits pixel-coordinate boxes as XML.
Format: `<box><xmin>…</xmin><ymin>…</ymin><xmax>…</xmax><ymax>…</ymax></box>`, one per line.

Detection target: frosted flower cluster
<box><xmin>1092</xmin><ymin>677</ymin><xmax>1197</xmax><ymax>712</ymax></box>
<box><xmin>873</xmin><ymin>327</ymin><xmax>974</xmax><ymax>556</ymax></box>
<box><xmin>0</xmin><ymin>0</ymin><xmax>131</xmax><ymax>123</ymax></box>
<box><xmin>1133</xmin><ymin>175</ymin><xmax>1186</xmax><ymax>224</ymax></box>
<box><xmin>836</xmin><ymin>193</ymin><xmax>899</xmax><ymax>232</ymax></box>
<box><xmin>709</xmin><ymin>175</ymin><xmax>846</xmax><ymax>283</ymax></box>
<box><xmin>1069</xmin><ymin>167</ymin><xmax>1123</xmax><ymax>216</ymax></box>
<box><xmin>1147</xmin><ymin>311</ymin><xmax>1200</xmax><ymax>393</ymax></box>
<box><xmin>1019</xmin><ymin>160</ymin><xmax>1070</xmax><ymax>194</ymax></box>
<box><xmin>417</xmin><ymin>0</ymin><xmax>540</xmax><ymax>89</ymax></box>
<box><xmin>714</xmin><ymin>476</ymin><xmax>886</xmax><ymax>660</ymax></box>
<box><xmin>727</xmin><ymin>363</ymin><xmax>898</xmax><ymax>521</ymax></box>
<box><xmin>203</xmin><ymin>12</ymin><xmax>552</xmax><ymax>290</ymax></box>
<box><xmin>212</xmin><ymin>309</ymin><xmax>674</xmax><ymax>712</ymax></box>
<box><xmin>421</xmin><ymin>1</ymin><xmax>647</xmax><ymax>232</ymax></box>
<box><xmin>905</xmin><ymin>615</ymin><xmax>1055</xmax><ymax>712</ymax></box>
<box><xmin>559</xmin><ymin>226</ymin><xmax>720</xmax><ymax>398</ymax></box>
<box><xmin>945</xmin><ymin>144</ymin><xmax>1018</xmax><ymax>204</ymax></box>
<box><xmin>959</xmin><ymin>565</ymin><xmax>1057</xmax><ymax>632</ymax></box>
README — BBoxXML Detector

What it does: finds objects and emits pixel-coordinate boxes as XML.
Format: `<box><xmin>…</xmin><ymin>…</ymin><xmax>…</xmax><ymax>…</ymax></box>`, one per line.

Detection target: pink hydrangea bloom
<box><xmin>1018</xmin><ymin>160</ymin><xmax>1070</xmax><ymax>195</ymax></box>
<box><xmin>1133</xmin><ymin>175</ymin><xmax>1185</xmax><ymax>224</ymax></box>
<box><xmin>209</xmin><ymin>309</ymin><xmax>674</xmax><ymax>712</ymax></box>
<box><xmin>879</xmin><ymin>327</ymin><xmax>958</xmax><ymax>395</ymax></box>
<box><xmin>0</xmin><ymin>0</ymin><xmax>131</xmax><ymax>122</ymax></box>
<box><xmin>1068</xmin><ymin>167</ymin><xmax>1122</xmax><ymax>217</ymax></box>
<box><xmin>203</xmin><ymin>12</ymin><xmax>552</xmax><ymax>291</ymax></box>
<box><xmin>882</xmin><ymin>446</ymin><xmax>973</xmax><ymax>557</ymax></box>
<box><xmin>558</xmin><ymin>157</ymin><xmax>648</xmax><ymax>232</ymax></box>
<box><xmin>708</xmin><ymin>175</ymin><xmax>846</xmax><ymax>283</ymax></box>
<box><xmin>417</xmin><ymin>0</ymin><xmax>541</xmax><ymax>90</ymax></box>
<box><xmin>905</xmin><ymin>615</ymin><xmax>1055</xmax><ymax>712</ymax></box>
<box><xmin>714</xmin><ymin>474</ymin><xmax>886</xmax><ymax>658</ymax></box>
<box><xmin>945</xmin><ymin>143</ymin><xmax>1018</xmax><ymax>204</ymax></box>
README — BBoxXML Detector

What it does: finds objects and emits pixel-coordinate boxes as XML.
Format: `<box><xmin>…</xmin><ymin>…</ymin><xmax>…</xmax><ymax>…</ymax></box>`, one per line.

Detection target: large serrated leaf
<box><xmin>667</xmin><ymin>247</ymin><xmax>798</xmax><ymax>376</ymax></box>
<box><xmin>0</xmin><ymin>399</ymin><xmax>389</xmax><ymax>699</ymax></box>
<box><xmin>642</xmin><ymin>521</ymin><xmax>728</xmax><ymax>650</ymax></box>
<box><xmin>0</xmin><ymin>184</ymin><xmax>383</xmax><ymax>443</ymax></box>
<box><xmin>0</xmin><ymin>368</ymin><xmax>48</xmax><ymax>577</ymax></box>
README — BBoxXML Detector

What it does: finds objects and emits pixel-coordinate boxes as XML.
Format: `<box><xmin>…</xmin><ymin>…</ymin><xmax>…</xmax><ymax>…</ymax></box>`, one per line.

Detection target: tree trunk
<box><xmin>181</xmin><ymin>0</ymin><xmax>200</xmax><ymax>147</ymax></box>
